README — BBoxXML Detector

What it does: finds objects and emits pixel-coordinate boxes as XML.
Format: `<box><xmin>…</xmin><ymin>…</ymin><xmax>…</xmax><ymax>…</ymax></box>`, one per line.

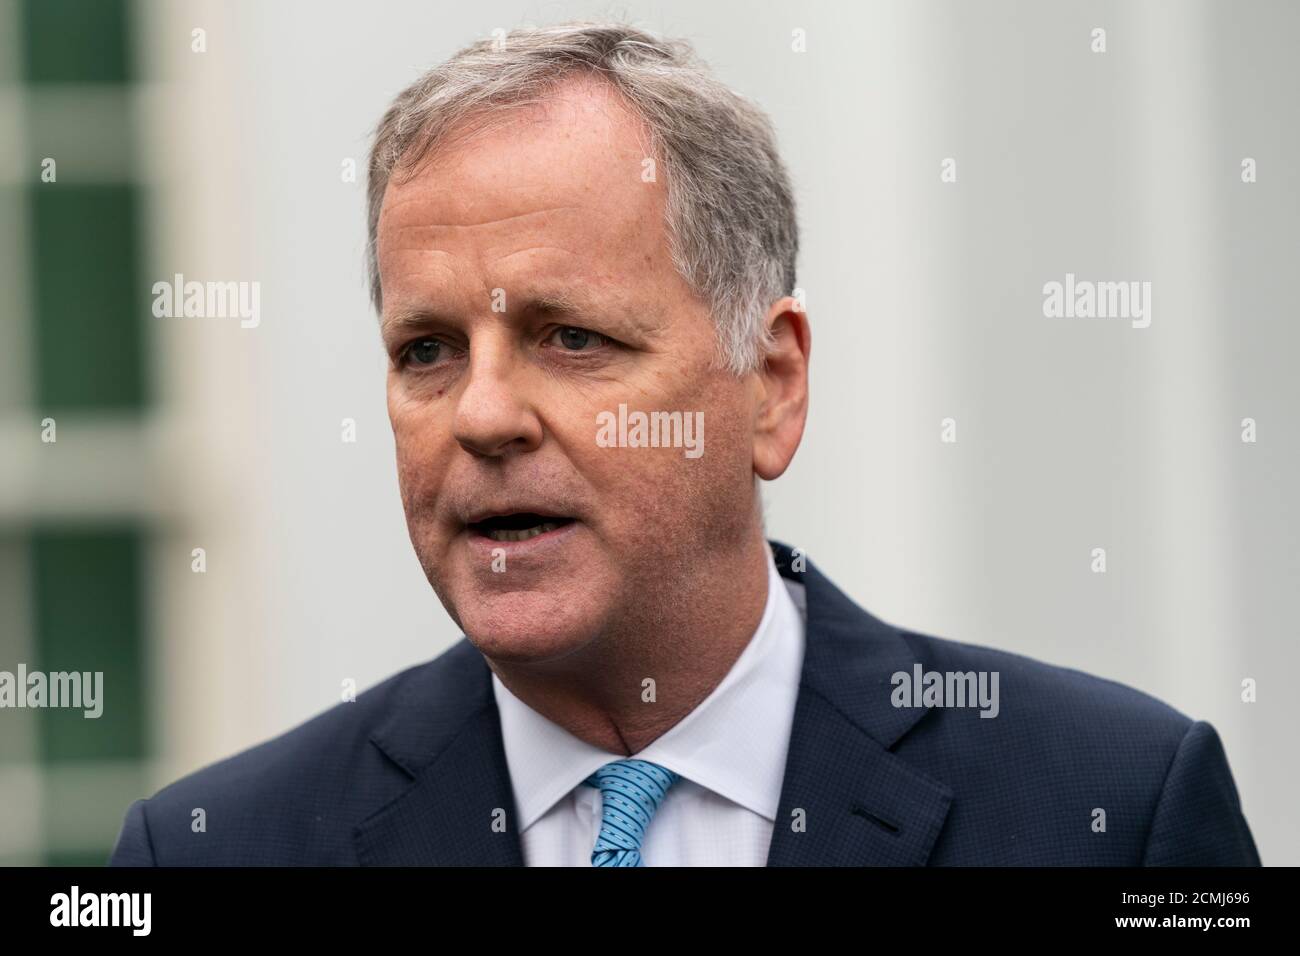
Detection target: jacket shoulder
<box><xmin>109</xmin><ymin>640</ymin><xmax>484</xmax><ymax>865</ymax></box>
<box><xmin>886</xmin><ymin>630</ymin><xmax>1256</xmax><ymax>863</ymax></box>
<box><xmin>900</xmin><ymin>628</ymin><xmax>1195</xmax><ymax>739</ymax></box>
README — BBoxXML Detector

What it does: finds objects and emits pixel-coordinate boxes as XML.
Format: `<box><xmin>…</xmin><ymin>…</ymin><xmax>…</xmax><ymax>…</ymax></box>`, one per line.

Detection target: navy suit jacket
<box><xmin>109</xmin><ymin>541</ymin><xmax>1260</xmax><ymax>866</ymax></box>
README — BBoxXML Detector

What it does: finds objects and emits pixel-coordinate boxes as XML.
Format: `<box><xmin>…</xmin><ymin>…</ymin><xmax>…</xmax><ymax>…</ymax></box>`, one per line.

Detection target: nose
<box><xmin>452</xmin><ymin>333</ymin><xmax>543</xmax><ymax>458</ymax></box>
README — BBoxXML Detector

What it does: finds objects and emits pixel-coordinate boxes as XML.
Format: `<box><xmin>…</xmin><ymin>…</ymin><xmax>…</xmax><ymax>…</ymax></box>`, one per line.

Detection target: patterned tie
<box><xmin>582</xmin><ymin>759</ymin><xmax>681</xmax><ymax>867</ymax></box>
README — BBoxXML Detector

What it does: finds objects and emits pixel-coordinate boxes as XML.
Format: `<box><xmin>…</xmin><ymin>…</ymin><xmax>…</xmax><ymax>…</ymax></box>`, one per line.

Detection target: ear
<box><xmin>752</xmin><ymin>296</ymin><xmax>811</xmax><ymax>481</ymax></box>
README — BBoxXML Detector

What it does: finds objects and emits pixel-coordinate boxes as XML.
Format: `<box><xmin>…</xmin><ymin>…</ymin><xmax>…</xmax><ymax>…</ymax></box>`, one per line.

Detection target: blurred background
<box><xmin>0</xmin><ymin>0</ymin><xmax>1296</xmax><ymax>865</ymax></box>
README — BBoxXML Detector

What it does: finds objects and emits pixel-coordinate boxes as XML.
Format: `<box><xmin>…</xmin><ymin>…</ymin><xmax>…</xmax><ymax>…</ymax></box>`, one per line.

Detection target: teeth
<box><xmin>486</xmin><ymin>522</ymin><xmax>560</xmax><ymax>542</ymax></box>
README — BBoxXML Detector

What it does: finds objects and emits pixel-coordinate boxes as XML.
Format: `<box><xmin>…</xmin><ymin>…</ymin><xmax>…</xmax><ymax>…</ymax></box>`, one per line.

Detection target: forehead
<box><xmin>376</xmin><ymin>76</ymin><xmax>675</xmax><ymax>310</ymax></box>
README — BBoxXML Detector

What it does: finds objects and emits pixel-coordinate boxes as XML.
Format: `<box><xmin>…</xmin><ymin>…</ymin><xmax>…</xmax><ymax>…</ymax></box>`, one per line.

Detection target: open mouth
<box><xmin>467</xmin><ymin>513</ymin><xmax>576</xmax><ymax>543</ymax></box>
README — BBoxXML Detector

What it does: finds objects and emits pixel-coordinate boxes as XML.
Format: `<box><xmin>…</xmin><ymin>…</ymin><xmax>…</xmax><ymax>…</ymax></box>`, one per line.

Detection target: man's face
<box><xmin>377</xmin><ymin>76</ymin><xmax>762</xmax><ymax>664</ymax></box>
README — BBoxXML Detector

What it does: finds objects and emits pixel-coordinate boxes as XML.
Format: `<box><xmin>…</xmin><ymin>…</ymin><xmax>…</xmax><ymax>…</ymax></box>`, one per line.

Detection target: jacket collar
<box><xmin>355</xmin><ymin>540</ymin><xmax>951</xmax><ymax>866</ymax></box>
<box><xmin>354</xmin><ymin>637</ymin><xmax>523</xmax><ymax>865</ymax></box>
<box><xmin>764</xmin><ymin>541</ymin><xmax>952</xmax><ymax>865</ymax></box>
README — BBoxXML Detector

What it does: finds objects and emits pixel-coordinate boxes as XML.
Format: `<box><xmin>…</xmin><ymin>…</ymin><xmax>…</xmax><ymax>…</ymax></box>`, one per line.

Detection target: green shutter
<box><xmin>30</xmin><ymin>527</ymin><xmax>148</xmax><ymax>763</ymax></box>
<box><xmin>21</xmin><ymin>0</ymin><xmax>131</xmax><ymax>85</ymax></box>
<box><xmin>29</xmin><ymin>184</ymin><xmax>149</xmax><ymax>410</ymax></box>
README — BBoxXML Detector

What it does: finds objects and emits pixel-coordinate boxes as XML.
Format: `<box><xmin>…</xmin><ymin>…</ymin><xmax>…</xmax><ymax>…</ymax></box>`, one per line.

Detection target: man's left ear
<box><xmin>752</xmin><ymin>296</ymin><xmax>811</xmax><ymax>481</ymax></box>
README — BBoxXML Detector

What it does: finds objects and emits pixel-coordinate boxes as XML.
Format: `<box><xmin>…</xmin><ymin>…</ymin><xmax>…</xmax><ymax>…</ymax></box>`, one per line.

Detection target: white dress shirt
<box><xmin>491</xmin><ymin>546</ymin><xmax>807</xmax><ymax>866</ymax></box>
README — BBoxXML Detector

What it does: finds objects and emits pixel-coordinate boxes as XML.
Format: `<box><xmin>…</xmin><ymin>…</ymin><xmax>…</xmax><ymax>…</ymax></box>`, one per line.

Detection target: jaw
<box><xmin>447</xmin><ymin>572</ymin><xmax>613</xmax><ymax>664</ymax></box>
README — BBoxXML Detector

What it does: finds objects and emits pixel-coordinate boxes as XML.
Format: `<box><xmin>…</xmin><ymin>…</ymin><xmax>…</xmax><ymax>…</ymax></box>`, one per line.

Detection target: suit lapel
<box><xmin>354</xmin><ymin>641</ymin><xmax>524</xmax><ymax>865</ymax></box>
<box><xmin>766</xmin><ymin>542</ymin><xmax>953</xmax><ymax>865</ymax></box>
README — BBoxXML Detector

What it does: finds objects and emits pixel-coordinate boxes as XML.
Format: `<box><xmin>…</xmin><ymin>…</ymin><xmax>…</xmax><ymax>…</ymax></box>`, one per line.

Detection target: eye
<box><xmin>548</xmin><ymin>326</ymin><xmax>606</xmax><ymax>351</ymax></box>
<box><xmin>401</xmin><ymin>338</ymin><xmax>442</xmax><ymax>367</ymax></box>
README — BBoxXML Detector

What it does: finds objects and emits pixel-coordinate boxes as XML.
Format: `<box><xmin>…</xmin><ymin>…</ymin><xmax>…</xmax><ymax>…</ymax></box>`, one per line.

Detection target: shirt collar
<box><xmin>491</xmin><ymin>546</ymin><xmax>807</xmax><ymax>831</ymax></box>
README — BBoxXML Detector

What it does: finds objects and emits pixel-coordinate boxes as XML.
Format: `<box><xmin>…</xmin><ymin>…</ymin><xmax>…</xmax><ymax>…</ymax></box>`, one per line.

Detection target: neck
<box><xmin>486</xmin><ymin>532</ymin><xmax>772</xmax><ymax>755</ymax></box>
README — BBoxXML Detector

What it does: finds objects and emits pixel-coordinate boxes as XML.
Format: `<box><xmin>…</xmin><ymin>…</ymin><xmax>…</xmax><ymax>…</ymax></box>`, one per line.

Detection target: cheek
<box><xmin>668</xmin><ymin>397</ymin><xmax>755</xmax><ymax>508</ymax></box>
<box><xmin>389</xmin><ymin>403</ymin><xmax>450</xmax><ymax>504</ymax></box>
<box><xmin>574</xmin><ymin>401</ymin><xmax>750</xmax><ymax>520</ymax></box>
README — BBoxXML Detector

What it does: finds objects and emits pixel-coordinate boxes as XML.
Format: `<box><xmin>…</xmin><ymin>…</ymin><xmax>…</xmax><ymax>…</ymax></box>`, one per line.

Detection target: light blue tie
<box><xmin>582</xmin><ymin>759</ymin><xmax>681</xmax><ymax>867</ymax></box>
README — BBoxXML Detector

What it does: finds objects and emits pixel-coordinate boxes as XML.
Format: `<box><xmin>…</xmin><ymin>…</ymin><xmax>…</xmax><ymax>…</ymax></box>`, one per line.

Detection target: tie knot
<box><xmin>582</xmin><ymin>759</ymin><xmax>681</xmax><ymax>866</ymax></box>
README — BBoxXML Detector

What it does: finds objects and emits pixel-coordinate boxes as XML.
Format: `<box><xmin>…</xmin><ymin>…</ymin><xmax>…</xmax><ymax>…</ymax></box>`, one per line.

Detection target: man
<box><xmin>110</xmin><ymin>22</ymin><xmax>1259</xmax><ymax>867</ymax></box>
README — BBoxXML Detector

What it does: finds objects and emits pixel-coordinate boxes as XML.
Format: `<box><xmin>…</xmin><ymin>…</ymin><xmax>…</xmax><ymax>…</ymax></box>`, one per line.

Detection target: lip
<box><xmin>464</xmin><ymin>507</ymin><xmax>573</xmax><ymax>526</ymax></box>
<box><xmin>463</xmin><ymin>518</ymin><xmax>581</xmax><ymax>558</ymax></box>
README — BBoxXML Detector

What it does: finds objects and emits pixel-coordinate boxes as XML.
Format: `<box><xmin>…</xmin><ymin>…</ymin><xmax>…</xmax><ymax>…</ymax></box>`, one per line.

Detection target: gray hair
<box><xmin>366</xmin><ymin>21</ymin><xmax>798</xmax><ymax>374</ymax></box>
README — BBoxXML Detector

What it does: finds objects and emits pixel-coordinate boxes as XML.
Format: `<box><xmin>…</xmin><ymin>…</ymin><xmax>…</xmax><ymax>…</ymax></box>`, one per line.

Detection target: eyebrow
<box><xmin>380</xmin><ymin>288</ymin><xmax>635</xmax><ymax>344</ymax></box>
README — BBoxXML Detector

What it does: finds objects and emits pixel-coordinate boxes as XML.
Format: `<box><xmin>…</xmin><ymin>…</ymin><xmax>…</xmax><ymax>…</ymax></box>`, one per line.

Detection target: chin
<box><xmin>454</xmin><ymin>588</ymin><xmax>602</xmax><ymax>664</ymax></box>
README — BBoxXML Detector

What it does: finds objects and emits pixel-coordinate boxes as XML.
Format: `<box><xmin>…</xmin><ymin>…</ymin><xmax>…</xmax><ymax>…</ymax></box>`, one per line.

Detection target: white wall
<box><xmin>138</xmin><ymin>0</ymin><xmax>1298</xmax><ymax>863</ymax></box>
